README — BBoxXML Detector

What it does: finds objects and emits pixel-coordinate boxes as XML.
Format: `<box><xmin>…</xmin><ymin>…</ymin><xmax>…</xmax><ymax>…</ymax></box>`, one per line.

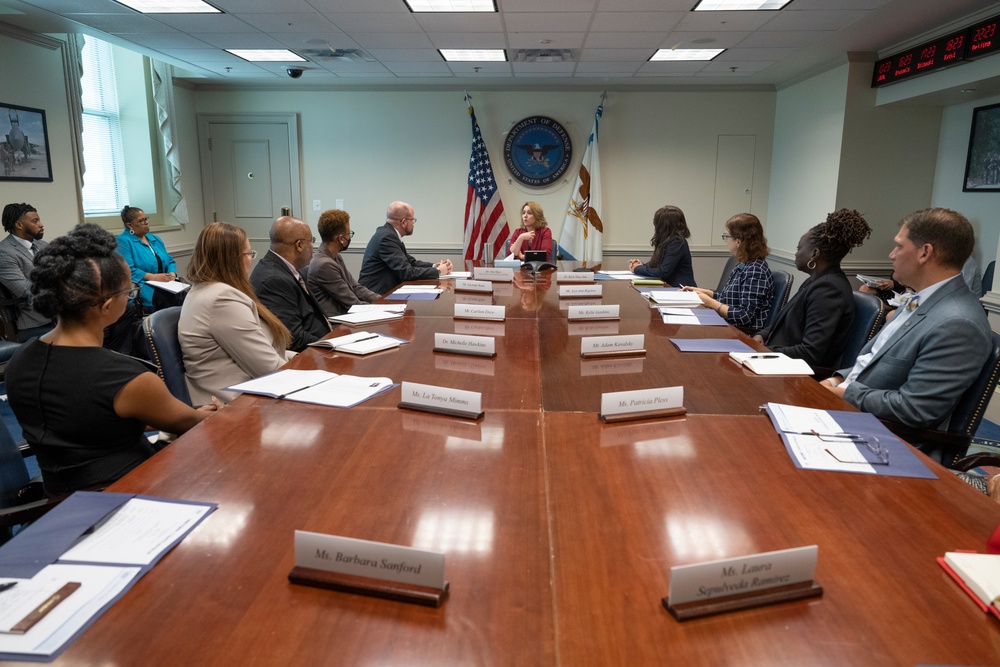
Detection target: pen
<box><xmin>748</xmin><ymin>354</ymin><xmax>779</xmax><ymax>359</ymax></box>
<box><xmin>0</xmin><ymin>581</ymin><xmax>17</xmax><ymax>593</ymax></box>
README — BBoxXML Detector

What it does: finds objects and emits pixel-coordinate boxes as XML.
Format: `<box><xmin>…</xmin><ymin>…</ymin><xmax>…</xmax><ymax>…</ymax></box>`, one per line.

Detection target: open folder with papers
<box><xmin>227</xmin><ymin>369</ymin><xmax>395</xmax><ymax>408</ymax></box>
<box><xmin>763</xmin><ymin>402</ymin><xmax>935</xmax><ymax>478</ymax></box>
<box><xmin>729</xmin><ymin>352</ymin><xmax>813</xmax><ymax>376</ymax></box>
<box><xmin>308</xmin><ymin>332</ymin><xmax>402</xmax><ymax>355</ymax></box>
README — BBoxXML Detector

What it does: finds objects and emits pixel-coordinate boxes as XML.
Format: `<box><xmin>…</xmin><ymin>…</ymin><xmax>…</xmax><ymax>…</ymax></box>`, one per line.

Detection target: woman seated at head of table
<box><xmin>5</xmin><ymin>224</ymin><xmax>222</xmax><ymax>496</ymax></box>
<box><xmin>683</xmin><ymin>213</ymin><xmax>774</xmax><ymax>336</ymax></box>
<box><xmin>116</xmin><ymin>204</ymin><xmax>179</xmax><ymax>312</ymax></box>
<box><xmin>627</xmin><ymin>205</ymin><xmax>695</xmax><ymax>286</ymax></box>
<box><xmin>754</xmin><ymin>209</ymin><xmax>872</xmax><ymax>375</ymax></box>
<box><xmin>508</xmin><ymin>201</ymin><xmax>553</xmax><ymax>260</ymax></box>
<box><xmin>179</xmin><ymin>222</ymin><xmax>293</xmax><ymax>405</ymax></box>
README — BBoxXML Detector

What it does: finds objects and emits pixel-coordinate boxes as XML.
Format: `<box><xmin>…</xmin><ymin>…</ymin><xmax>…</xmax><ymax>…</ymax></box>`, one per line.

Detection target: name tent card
<box><xmin>556</xmin><ymin>271</ymin><xmax>595</xmax><ymax>282</ymax></box>
<box><xmin>560</xmin><ymin>298</ymin><xmax>603</xmax><ymax>310</ymax></box>
<box><xmin>568</xmin><ymin>304</ymin><xmax>620</xmax><ymax>321</ymax></box>
<box><xmin>559</xmin><ymin>283</ymin><xmax>603</xmax><ymax>297</ymax></box>
<box><xmin>664</xmin><ymin>545</ymin><xmax>821</xmax><ymax>621</ymax></box>
<box><xmin>581</xmin><ymin>334</ymin><xmax>645</xmax><ymax>358</ymax></box>
<box><xmin>433</xmin><ymin>333</ymin><xmax>496</xmax><ymax>358</ymax></box>
<box><xmin>568</xmin><ymin>321</ymin><xmax>620</xmax><ymax>337</ymax></box>
<box><xmin>473</xmin><ymin>267</ymin><xmax>515</xmax><ymax>282</ymax></box>
<box><xmin>455</xmin><ymin>293</ymin><xmax>493</xmax><ymax>306</ymax></box>
<box><xmin>455</xmin><ymin>304</ymin><xmax>506</xmax><ymax>322</ymax></box>
<box><xmin>455</xmin><ymin>320</ymin><xmax>506</xmax><ymax>337</ymax></box>
<box><xmin>398</xmin><ymin>381</ymin><xmax>484</xmax><ymax>420</ymax></box>
<box><xmin>289</xmin><ymin>531</ymin><xmax>448</xmax><ymax>607</ymax></box>
<box><xmin>454</xmin><ymin>279</ymin><xmax>493</xmax><ymax>293</ymax></box>
<box><xmin>599</xmin><ymin>386</ymin><xmax>685</xmax><ymax>423</ymax></box>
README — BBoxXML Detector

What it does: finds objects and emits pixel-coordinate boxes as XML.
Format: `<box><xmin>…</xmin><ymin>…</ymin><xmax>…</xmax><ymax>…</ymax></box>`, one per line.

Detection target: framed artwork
<box><xmin>963</xmin><ymin>102</ymin><xmax>1000</xmax><ymax>192</ymax></box>
<box><xmin>0</xmin><ymin>103</ymin><xmax>53</xmax><ymax>182</ymax></box>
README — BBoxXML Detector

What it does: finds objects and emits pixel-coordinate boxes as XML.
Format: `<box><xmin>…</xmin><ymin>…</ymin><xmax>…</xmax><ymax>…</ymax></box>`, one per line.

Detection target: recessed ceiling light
<box><xmin>405</xmin><ymin>0</ymin><xmax>497</xmax><ymax>12</ymax></box>
<box><xmin>226</xmin><ymin>49</ymin><xmax>307</xmax><ymax>62</ymax></box>
<box><xmin>693</xmin><ymin>0</ymin><xmax>792</xmax><ymax>10</ymax></box>
<box><xmin>649</xmin><ymin>49</ymin><xmax>725</xmax><ymax>61</ymax></box>
<box><xmin>113</xmin><ymin>0</ymin><xmax>220</xmax><ymax>13</ymax></box>
<box><xmin>440</xmin><ymin>49</ymin><xmax>506</xmax><ymax>62</ymax></box>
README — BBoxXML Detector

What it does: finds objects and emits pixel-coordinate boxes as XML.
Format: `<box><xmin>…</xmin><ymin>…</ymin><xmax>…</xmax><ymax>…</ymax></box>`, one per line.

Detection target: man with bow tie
<box><xmin>823</xmin><ymin>208</ymin><xmax>991</xmax><ymax>431</ymax></box>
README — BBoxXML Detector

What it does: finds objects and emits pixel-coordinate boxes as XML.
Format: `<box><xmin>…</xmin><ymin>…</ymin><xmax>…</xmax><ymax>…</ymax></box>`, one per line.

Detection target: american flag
<box><xmin>463</xmin><ymin>105</ymin><xmax>509</xmax><ymax>261</ymax></box>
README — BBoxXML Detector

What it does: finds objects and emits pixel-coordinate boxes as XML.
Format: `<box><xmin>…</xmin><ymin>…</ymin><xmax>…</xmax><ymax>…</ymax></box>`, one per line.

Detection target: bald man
<box><xmin>358</xmin><ymin>201</ymin><xmax>452</xmax><ymax>294</ymax></box>
<box><xmin>250</xmin><ymin>216</ymin><xmax>331</xmax><ymax>352</ymax></box>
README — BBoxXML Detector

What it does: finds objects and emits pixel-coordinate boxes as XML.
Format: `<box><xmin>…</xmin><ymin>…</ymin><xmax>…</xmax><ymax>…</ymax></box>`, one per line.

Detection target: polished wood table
<box><xmin>27</xmin><ymin>268</ymin><xmax>1000</xmax><ymax>666</ymax></box>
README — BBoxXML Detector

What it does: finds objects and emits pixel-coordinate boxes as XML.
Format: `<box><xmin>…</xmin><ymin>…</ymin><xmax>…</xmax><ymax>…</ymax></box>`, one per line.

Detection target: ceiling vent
<box><xmin>300</xmin><ymin>48</ymin><xmax>374</xmax><ymax>62</ymax></box>
<box><xmin>512</xmin><ymin>49</ymin><xmax>575</xmax><ymax>63</ymax></box>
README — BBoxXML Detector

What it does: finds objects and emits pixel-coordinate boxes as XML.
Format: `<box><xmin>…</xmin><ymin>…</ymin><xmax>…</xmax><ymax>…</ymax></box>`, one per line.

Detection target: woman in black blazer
<box><xmin>755</xmin><ymin>209</ymin><xmax>871</xmax><ymax>375</ymax></box>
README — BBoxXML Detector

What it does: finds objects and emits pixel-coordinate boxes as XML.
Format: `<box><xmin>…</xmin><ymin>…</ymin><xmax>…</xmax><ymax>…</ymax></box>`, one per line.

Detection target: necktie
<box><xmin>895</xmin><ymin>292</ymin><xmax>920</xmax><ymax>311</ymax></box>
<box><xmin>29</xmin><ymin>243</ymin><xmax>37</xmax><ymax>257</ymax></box>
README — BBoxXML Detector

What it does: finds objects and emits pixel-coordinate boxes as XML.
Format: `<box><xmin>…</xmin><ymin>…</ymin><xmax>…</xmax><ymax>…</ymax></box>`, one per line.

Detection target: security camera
<box><xmin>286</xmin><ymin>67</ymin><xmax>304</xmax><ymax>79</ymax></box>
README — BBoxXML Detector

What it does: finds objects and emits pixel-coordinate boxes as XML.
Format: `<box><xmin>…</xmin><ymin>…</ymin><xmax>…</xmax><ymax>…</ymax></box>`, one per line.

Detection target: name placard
<box><xmin>556</xmin><ymin>271</ymin><xmax>594</xmax><ymax>282</ymax></box>
<box><xmin>473</xmin><ymin>267</ymin><xmax>514</xmax><ymax>282</ymax></box>
<box><xmin>493</xmin><ymin>259</ymin><xmax>521</xmax><ymax>269</ymax></box>
<box><xmin>568</xmin><ymin>304</ymin><xmax>620</xmax><ymax>321</ymax></box>
<box><xmin>600</xmin><ymin>386</ymin><xmax>683</xmax><ymax>418</ymax></box>
<box><xmin>399</xmin><ymin>381</ymin><xmax>484</xmax><ymax>420</ymax></box>
<box><xmin>667</xmin><ymin>546</ymin><xmax>820</xmax><ymax>617</ymax></box>
<box><xmin>454</xmin><ymin>279</ymin><xmax>493</xmax><ymax>293</ymax></box>
<box><xmin>455</xmin><ymin>320</ymin><xmax>505</xmax><ymax>337</ymax></box>
<box><xmin>581</xmin><ymin>357</ymin><xmax>644</xmax><ymax>377</ymax></box>
<box><xmin>455</xmin><ymin>293</ymin><xmax>493</xmax><ymax>306</ymax></box>
<box><xmin>559</xmin><ymin>283</ymin><xmax>603</xmax><ymax>297</ymax></box>
<box><xmin>560</xmin><ymin>298</ymin><xmax>603</xmax><ymax>309</ymax></box>
<box><xmin>434</xmin><ymin>333</ymin><xmax>496</xmax><ymax>357</ymax></box>
<box><xmin>294</xmin><ymin>530</ymin><xmax>445</xmax><ymax>589</ymax></box>
<box><xmin>568</xmin><ymin>321</ymin><xmax>620</xmax><ymax>337</ymax></box>
<box><xmin>581</xmin><ymin>334</ymin><xmax>645</xmax><ymax>358</ymax></box>
<box><xmin>435</xmin><ymin>354</ymin><xmax>496</xmax><ymax>377</ymax></box>
<box><xmin>454</xmin><ymin>304</ymin><xmax>506</xmax><ymax>321</ymax></box>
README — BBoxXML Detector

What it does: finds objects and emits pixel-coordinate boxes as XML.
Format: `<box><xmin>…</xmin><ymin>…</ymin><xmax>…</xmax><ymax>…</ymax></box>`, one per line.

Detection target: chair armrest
<box><xmin>0</xmin><ymin>496</ymin><xmax>62</xmax><ymax>529</ymax></box>
<box><xmin>952</xmin><ymin>453</ymin><xmax>1000</xmax><ymax>471</ymax></box>
<box><xmin>878</xmin><ymin>418</ymin><xmax>972</xmax><ymax>467</ymax></box>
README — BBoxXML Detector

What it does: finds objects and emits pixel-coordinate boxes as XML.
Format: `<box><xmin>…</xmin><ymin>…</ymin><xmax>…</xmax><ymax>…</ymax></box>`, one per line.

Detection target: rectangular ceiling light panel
<box><xmin>405</xmin><ymin>0</ymin><xmax>496</xmax><ymax>12</ymax></box>
<box><xmin>226</xmin><ymin>49</ymin><xmax>307</xmax><ymax>62</ymax></box>
<box><xmin>440</xmin><ymin>49</ymin><xmax>506</xmax><ymax>61</ymax></box>
<box><xmin>693</xmin><ymin>0</ymin><xmax>792</xmax><ymax>10</ymax></box>
<box><xmin>114</xmin><ymin>0</ymin><xmax>221</xmax><ymax>13</ymax></box>
<box><xmin>649</xmin><ymin>49</ymin><xmax>724</xmax><ymax>61</ymax></box>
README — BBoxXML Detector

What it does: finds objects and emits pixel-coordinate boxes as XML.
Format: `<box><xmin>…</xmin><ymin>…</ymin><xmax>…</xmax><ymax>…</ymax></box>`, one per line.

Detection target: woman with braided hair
<box><xmin>754</xmin><ymin>209</ymin><xmax>872</xmax><ymax>375</ymax></box>
<box><xmin>5</xmin><ymin>224</ymin><xmax>222</xmax><ymax>495</ymax></box>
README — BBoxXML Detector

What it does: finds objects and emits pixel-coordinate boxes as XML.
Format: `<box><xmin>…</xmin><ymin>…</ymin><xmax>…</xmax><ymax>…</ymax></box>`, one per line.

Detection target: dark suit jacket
<box><xmin>0</xmin><ymin>234</ymin><xmax>50</xmax><ymax>329</ymax></box>
<box><xmin>250</xmin><ymin>250</ymin><xmax>331</xmax><ymax>352</ymax></box>
<box><xmin>759</xmin><ymin>266</ymin><xmax>854</xmax><ymax>376</ymax></box>
<box><xmin>358</xmin><ymin>223</ymin><xmax>439</xmax><ymax>294</ymax></box>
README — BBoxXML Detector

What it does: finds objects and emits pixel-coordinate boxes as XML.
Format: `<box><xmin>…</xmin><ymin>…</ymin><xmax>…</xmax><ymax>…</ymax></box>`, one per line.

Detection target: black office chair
<box><xmin>836</xmin><ymin>291</ymin><xmax>886</xmax><ymax>370</ymax></box>
<box><xmin>881</xmin><ymin>330</ymin><xmax>1000</xmax><ymax>468</ymax></box>
<box><xmin>760</xmin><ymin>270</ymin><xmax>793</xmax><ymax>332</ymax></box>
<box><xmin>0</xmin><ymin>283</ymin><xmax>25</xmax><ymax>343</ymax></box>
<box><xmin>143</xmin><ymin>306</ymin><xmax>192</xmax><ymax>406</ymax></box>
<box><xmin>982</xmin><ymin>260</ymin><xmax>995</xmax><ymax>296</ymax></box>
<box><xmin>715</xmin><ymin>256</ymin><xmax>739</xmax><ymax>294</ymax></box>
<box><xmin>0</xmin><ymin>416</ymin><xmax>52</xmax><ymax>545</ymax></box>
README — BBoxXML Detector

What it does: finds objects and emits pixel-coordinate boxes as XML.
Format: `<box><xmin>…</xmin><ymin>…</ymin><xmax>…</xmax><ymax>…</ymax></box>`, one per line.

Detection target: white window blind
<box><xmin>81</xmin><ymin>37</ymin><xmax>129</xmax><ymax>215</ymax></box>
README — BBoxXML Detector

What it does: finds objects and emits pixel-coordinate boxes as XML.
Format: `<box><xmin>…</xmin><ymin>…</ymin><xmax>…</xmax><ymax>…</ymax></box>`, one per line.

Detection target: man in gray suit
<box><xmin>0</xmin><ymin>203</ymin><xmax>52</xmax><ymax>341</ymax></box>
<box><xmin>823</xmin><ymin>208</ymin><xmax>991</xmax><ymax>431</ymax></box>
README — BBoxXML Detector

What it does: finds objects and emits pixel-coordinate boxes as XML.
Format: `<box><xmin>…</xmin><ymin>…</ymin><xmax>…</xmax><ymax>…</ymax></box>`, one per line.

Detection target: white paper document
<box><xmin>348</xmin><ymin>304</ymin><xmax>407</xmax><ymax>313</ymax></box>
<box><xmin>645</xmin><ymin>290</ymin><xmax>703</xmax><ymax>307</ymax></box>
<box><xmin>228</xmin><ymin>370</ymin><xmax>394</xmax><ymax>407</ymax></box>
<box><xmin>308</xmin><ymin>332</ymin><xmax>400</xmax><ymax>355</ymax></box>
<box><xmin>729</xmin><ymin>352</ymin><xmax>813</xmax><ymax>376</ymax></box>
<box><xmin>784</xmin><ymin>434</ymin><xmax>877</xmax><ymax>474</ymax></box>
<box><xmin>59</xmin><ymin>498</ymin><xmax>212</xmax><ymax>566</ymax></box>
<box><xmin>328</xmin><ymin>310</ymin><xmax>404</xmax><ymax>325</ymax></box>
<box><xmin>393</xmin><ymin>285</ymin><xmax>443</xmax><ymax>294</ymax></box>
<box><xmin>437</xmin><ymin>271</ymin><xmax>472</xmax><ymax>279</ymax></box>
<box><xmin>148</xmin><ymin>280</ymin><xmax>190</xmax><ymax>294</ymax></box>
<box><xmin>767</xmin><ymin>402</ymin><xmax>844</xmax><ymax>435</ymax></box>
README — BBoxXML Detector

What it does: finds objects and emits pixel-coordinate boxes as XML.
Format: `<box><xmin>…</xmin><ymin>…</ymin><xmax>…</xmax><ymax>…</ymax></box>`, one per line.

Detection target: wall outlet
<box><xmin>313</xmin><ymin>199</ymin><xmax>321</xmax><ymax>211</ymax></box>
<box><xmin>336</xmin><ymin>198</ymin><xmax>344</xmax><ymax>209</ymax></box>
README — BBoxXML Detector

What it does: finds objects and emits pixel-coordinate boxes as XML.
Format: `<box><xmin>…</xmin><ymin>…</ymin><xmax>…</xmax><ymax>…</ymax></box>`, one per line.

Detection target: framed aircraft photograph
<box><xmin>963</xmin><ymin>101</ymin><xmax>1000</xmax><ymax>192</ymax></box>
<box><xmin>0</xmin><ymin>102</ymin><xmax>53</xmax><ymax>182</ymax></box>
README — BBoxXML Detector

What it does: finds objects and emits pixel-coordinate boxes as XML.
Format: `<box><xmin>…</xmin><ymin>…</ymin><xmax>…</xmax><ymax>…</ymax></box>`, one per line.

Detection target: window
<box><xmin>80</xmin><ymin>36</ymin><xmax>129</xmax><ymax>214</ymax></box>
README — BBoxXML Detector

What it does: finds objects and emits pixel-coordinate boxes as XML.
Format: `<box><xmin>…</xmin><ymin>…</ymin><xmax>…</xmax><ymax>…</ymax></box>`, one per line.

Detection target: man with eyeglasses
<box><xmin>250</xmin><ymin>216</ymin><xmax>331</xmax><ymax>352</ymax></box>
<box><xmin>0</xmin><ymin>202</ymin><xmax>53</xmax><ymax>341</ymax></box>
<box><xmin>308</xmin><ymin>209</ymin><xmax>380</xmax><ymax>317</ymax></box>
<box><xmin>359</xmin><ymin>201</ymin><xmax>452</xmax><ymax>294</ymax></box>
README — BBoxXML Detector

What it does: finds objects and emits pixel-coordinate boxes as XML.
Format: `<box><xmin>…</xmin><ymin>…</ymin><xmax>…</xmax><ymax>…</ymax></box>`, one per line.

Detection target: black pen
<box><xmin>749</xmin><ymin>354</ymin><xmax>779</xmax><ymax>359</ymax></box>
<box><xmin>0</xmin><ymin>581</ymin><xmax>17</xmax><ymax>593</ymax></box>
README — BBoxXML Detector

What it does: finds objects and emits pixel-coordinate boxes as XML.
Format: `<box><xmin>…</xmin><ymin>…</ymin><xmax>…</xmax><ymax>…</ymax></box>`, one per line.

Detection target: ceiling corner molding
<box><xmin>0</xmin><ymin>23</ymin><xmax>63</xmax><ymax>50</ymax></box>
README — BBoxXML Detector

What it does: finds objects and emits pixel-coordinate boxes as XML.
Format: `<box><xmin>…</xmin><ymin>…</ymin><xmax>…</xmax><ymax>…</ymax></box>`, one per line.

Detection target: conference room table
<box><xmin>27</xmin><ymin>269</ymin><xmax>1000</xmax><ymax>666</ymax></box>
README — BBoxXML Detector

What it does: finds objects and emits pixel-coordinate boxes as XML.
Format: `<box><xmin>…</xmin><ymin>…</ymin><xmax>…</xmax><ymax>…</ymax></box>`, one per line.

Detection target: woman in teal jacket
<box><xmin>116</xmin><ymin>205</ymin><xmax>178</xmax><ymax>311</ymax></box>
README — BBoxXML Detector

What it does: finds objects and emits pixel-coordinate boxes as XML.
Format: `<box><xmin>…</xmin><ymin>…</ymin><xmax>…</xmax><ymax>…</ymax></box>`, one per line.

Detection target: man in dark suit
<box><xmin>824</xmin><ymin>208</ymin><xmax>991</xmax><ymax>431</ymax></box>
<box><xmin>250</xmin><ymin>216</ymin><xmax>331</xmax><ymax>352</ymax></box>
<box><xmin>0</xmin><ymin>202</ymin><xmax>53</xmax><ymax>341</ymax></box>
<box><xmin>358</xmin><ymin>201</ymin><xmax>452</xmax><ymax>295</ymax></box>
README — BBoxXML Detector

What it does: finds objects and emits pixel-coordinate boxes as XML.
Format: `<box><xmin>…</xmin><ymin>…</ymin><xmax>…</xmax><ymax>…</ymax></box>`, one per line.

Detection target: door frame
<box><xmin>196</xmin><ymin>113</ymin><xmax>302</xmax><ymax>236</ymax></box>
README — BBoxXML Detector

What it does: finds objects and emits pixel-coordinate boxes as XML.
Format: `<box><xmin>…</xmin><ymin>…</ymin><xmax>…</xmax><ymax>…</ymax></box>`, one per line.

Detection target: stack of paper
<box><xmin>227</xmin><ymin>369</ymin><xmax>395</xmax><ymax>408</ymax></box>
<box><xmin>660</xmin><ymin>308</ymin><xmax>727</xmax><ymax>326</ymax></box>
<box><xmin>645</xmin><ymin>290</ymin><xmax>703</xmax><ymax>308</ymax></box>
<box><xmin>943</xmin><ymin>552</ymin><xmax>1000</xmax><ymax>615</ymax></box>
<box><xmin>148</xmin><ymin>280</ymin><xmax>190</xmax><ymax>294</ymax></box>
<box><xmin>595</xmin><ymin>271</ymin><xmax>636</xmax><ymax>281</ymax></box>
<box><xmin>386</xmin><ymin>285</ymin><xmax>443</xmax><ymax>301</ymax></box>
<box><xmin>729</xmin><ymin>352</ymin><xmax>813</xmax><ymax>376</ymax></box>
<box><xmin>436</xmin><ymin>271</ymin><xmax>472</xmax><ymax>279</ymax></box>
<box><xmin>329</xmin><ymin>309</ymin><xmax>404</xmax><ymax>326</ymax></box>
<box><xmin>348</xmin><ymin>304</ymin><xmax>407</xmax><ymax>314</ymax></box>
<box><xmin>308</xmin><ymin>332</ymin><xmax>401</xmax><ymax>355</ymax></box>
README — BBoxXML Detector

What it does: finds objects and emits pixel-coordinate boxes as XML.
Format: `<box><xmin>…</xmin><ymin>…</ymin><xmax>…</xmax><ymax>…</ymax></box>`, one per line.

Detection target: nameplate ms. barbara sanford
<box><xmin>600</xmin><ymin>386</ymin><xmax>682</xmax><ymax>417</ymax></box>
<box><xmin>294</xmin><ymin>530</ymin><xmax>445</xmax><ymax>590</ymax></box>
<box><xmin>454</xmin><ymin>304</ymin><xmax>506</xmax><ymax>321</ymax></box>
<box><xmin>568</xmin><ymin>304</ymin><xmax>620</xmax><ymax>321</ymax></box>
<box><xmin>454</xmin><ymin>279</ymin><xmax>493</xmax><ymax>293</ymax></box>
<box><xmin>556</xmin><ymin>271</ymin><xmax>595</xmax><ymax>282</ymax></box>
<box><xmin>559</xmin><ymin>283</ymin><xmax>603</xmax><ymax>297</ymax></box>
<box><xmin>668</xmin><ymin>545</ymin><xmax>818</xmax><ymax>606</ymax></box>
<box><xmin>581</xmin><ymin>334</ymin><xmax>644</xmax><ymax>357</ymax></box>
<box><xmin>434</xmin><ymin>333</ymin><xmax>496</xmax><ymax>357</ymax></box>
<box><xmin>473</xmin><ymin>267</ymin><xmax>515</xmax><ymax>282</ymax></box>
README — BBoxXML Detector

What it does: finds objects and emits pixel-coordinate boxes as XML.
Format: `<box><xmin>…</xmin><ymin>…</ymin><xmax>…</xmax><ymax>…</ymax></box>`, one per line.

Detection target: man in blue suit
<box><xmin>0</xmin><ymin>202</ymin><xmax>52</xmax><ymax>341</ymax></box>
<box><xmin>824</xmin><ymin>208</ymin><xmax>991</xmax><ymax>431</ymax></box>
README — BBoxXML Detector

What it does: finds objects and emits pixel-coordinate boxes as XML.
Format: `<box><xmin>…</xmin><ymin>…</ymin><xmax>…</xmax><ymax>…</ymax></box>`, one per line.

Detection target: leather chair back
<box><xmin>837</xmin><ymin>291</ymin><xmax>885</xmax><ymax>369</ymax></box>
<box><xmin>760</xmin><ymin>270</ymin><xmax>793</xmax><ymax>332</ymax></box>
<box><xmin>143</xmin><ymin>307</ymin><xmax>192</xmax><ymax>405</ymax></box>
<box><xmin>983</xmin><ymin>260</ymin><xmax>995</xmax><ymax>296</ymax></box>
<box><xmin>715</xmin><ymin>256</ymin><xmax>739</xmax><ymax>294</ymax></box>
<box><xmin>951</xmin><ymin>330</ymin><xmax>1000</xmax><ymax>438</ymax></box>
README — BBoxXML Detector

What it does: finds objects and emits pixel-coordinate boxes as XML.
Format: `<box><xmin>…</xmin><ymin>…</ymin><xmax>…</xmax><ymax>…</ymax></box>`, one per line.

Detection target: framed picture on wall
<box><xmin>0</xmin><ymin>103</ymin><xmax>53</xmax><ymax>182</ymax></box>
<box><xmin>963</xmin><ymin>102</ymin><xmax>1000</xmax><ymax>192</ymax></box>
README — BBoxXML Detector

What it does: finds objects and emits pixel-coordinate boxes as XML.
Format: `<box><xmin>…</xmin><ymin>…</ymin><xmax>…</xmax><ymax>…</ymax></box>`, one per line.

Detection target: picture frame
<box><xmin>963</xmin><ymin>102</ymin><xmax>1000</xmax><ymax>192</ymax></box>
<box><xmin>0</xmin><ymin>102</ymin><xmax>53</xmax><ymax>182</ymax></box>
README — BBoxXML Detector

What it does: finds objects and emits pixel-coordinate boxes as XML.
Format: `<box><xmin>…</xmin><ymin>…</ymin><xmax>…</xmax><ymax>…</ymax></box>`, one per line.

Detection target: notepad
<box><xmin>328</xmin><ymin>310</ymin><xmax>404</xmax><ymax>325</ymax></box>
<box><xmin>308</xmin><ymin>332</ymin><xmax>401</xmax><ymax>355</ymax></box>
<box><xmin>148</xmin><ymin>280</ymin><xmax>190</xmax><ymax>294</ymax></box>
<box><xmin>645</xmin><ymin>290</ymin><xmax>703</xmax><ymax>307</ymax></box>
<box><xmin>729</xmin><ymin>352</ymin><xmax>813</xmax><ymax>375</ymax></box>
<box><xmin>944</xmin><ymin>552</ymin><xmax>1000</xmax><ymax>609</ymax></box>
<box><xmin>227</xmin><ymin>370</ymin><xmax>395</xmax><ymax>408</ymax></box>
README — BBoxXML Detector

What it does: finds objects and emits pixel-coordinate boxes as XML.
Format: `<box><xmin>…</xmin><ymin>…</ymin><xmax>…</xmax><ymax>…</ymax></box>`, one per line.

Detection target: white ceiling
<box><xmin>1</xmin><ymin>0</ymin><xmax>999</xmax><ymax>92</ymax></box>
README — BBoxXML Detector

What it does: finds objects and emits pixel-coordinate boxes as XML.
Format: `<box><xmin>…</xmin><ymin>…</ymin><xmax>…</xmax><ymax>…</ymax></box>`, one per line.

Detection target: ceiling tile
<box><xmin>193</xmin><ymin>33</ymin><xmax>287</xmax><ymax>49</ymax></box>
<box><xmin>736</xmin><ymin>29</ymin><xmax>830</xmax><ymax>48</ymax></box>
<box><xmin>506</xmin><ymin>32</ymin><xmax>585</xmax><ymax>49</ymax></box>
<box><xmin>66</xmin><ymin>14</ymin><xmax>168</xmax><ymax>33</ymax></box>
<box><xmin>22</xmin><ymin>0</ymin><xmax>131</xmax><ymax>12</ymax></box>
<box><xmin>272</xmin><ymin>33</ymin><xmax>360</xmax><ymax>49</ymax></box>
<box><xmin>366</xmin><ymin>48</ymin><xmax>446</xmax><ymax>62</ymax></box>
<box><xmin>323</xmin><ymin>12</ymin><xmax>422</xmax><ymax>32</ymax></box>
<box><xmin>579</xmin><ymin>48</ymin><xmax>657</xmax><ymax>62</ymax></box>
<box><xmin>674</xmin><ymin>11</ymin><xmax>779</xmax><ymax>32</ymax></box>
<box><xmin>595</xmin><ymin>0</ymin><xmax>691</xmax><ymax>9</ymax></box>
<box><xmin>235</xmin><ymin>12</ymin><xmax>339</xmax><ymax>33</ymax></box>
<box><xmin>585</xmin><ymin>32</ymin><xmax>668</xmax><ymax>49</ymax></box>
<box><xmin>306</xmin><ymin>0</ymin><xmax>410</xmax><ymax>12</ymax></box>
<box><xmin>212</xmin><ymin>0</ymin><xmax>317</xmax><ymax>11</ymax></box>
<box><xmin>114</xmin><ymin>32</ymin><xmax>214</xmax><ymax>49</ymax></box>
<box><xmin>574</xmin><ymin>61</ymin><xmax>641</xmax><ymax>73</ymax></box>
<box><xmin>761</xmin><ymin>9</ymin><xmax>870</xmax><ymax>32</ymax></box>
<box><xmin>500</xmin><ymin>0</ymin><xmax>597</xmax><ymax>11</ymax></box>
<box><xmin>511</xmin><ymin>61</ymin><xmax>577</xmax><ymax>73</ymax></box>
<box><xmin>169</xmin><ymin>48</ymin><xmax>246</xmax><ymax>62</ymax></box>
<box><xmin>637</xmin><ymin>61</ymin><xmax>708</xmax><ymax>74</ymax></box>
<box><xmin>701</xmin><ymin>59</ymin><xmax>773</xmax><ymax>72</ymax></box>
<box><xmin>503</xmin><ymin>13</ymin><xmax>592</xmax><ymax>32</ymax></box>
<box><xmin>714</xmin><ymin>46</ymin><xmax>796</xmax><ymax>61</ymax></box>
<box><xmin>154</xmin><ymin>14</ymin><xmax>260</xmax><ymax>33</ymax></box>
<box><xmin>659</xmin><ymin>30</ymin><xmax>749</xmax><ymax>49</ymax></box>
<box><xmin>350</xmin><ymin>32</ymin><xmax>436</xmax><ymax>49</ymax></box>
<box><xmin>447</xmin><ymin>62</ymin><xmax>513</xmax><ymax>75</ymax></box>
<box><xmin>314</xmin><ymin>61</ymin><xmax>393</xmax><ymax>74</ymax></box>
<box><xmin>384</xmin><ymin>60</ymin><xmax>452</xmax><ymax>74</ymax></box>
<box><xmin>590</xmin><ymin>11</ymin><xmax>686</xmax><ymax>32</ymax></box>
<box><xmin>414</xmin><ymin>13</ymin><xmax>503</xmax><ymax>32</ymax></box>
<box><xmin>426</xmin><ymin>32</ymin><xmax>506</xmax><ymax>48</ymax></box>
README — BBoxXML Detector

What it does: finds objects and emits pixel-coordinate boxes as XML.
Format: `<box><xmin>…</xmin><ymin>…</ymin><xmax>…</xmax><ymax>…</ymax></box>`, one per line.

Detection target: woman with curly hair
<box><xmin>179</xmin><ymin>222</ymin><xmax>292</xmax><ymax>404</ymax></box>
<box><xmin>683</xmin><ymin>213</ymin><xmax>774</xmax><ymax>335</ymax></box>
<box><xmin>5</xmin><ymin>224</ymin><xmax>221</xmax><ymax>495</ymax></box>
<box><xmin>755</xmin><ymin>209</ymin><xmax>872</xmax><ymax>374</ymax></box>
<box><xmin>627</xmin><ymin>205</ymin><xmax>696</xmax><ymax>286</ymax></box>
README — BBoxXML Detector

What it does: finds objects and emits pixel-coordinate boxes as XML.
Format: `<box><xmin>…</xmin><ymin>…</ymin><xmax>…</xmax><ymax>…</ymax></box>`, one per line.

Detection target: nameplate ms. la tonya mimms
<box><xmin>398</xmin><ymin>381</ymin><xmax>484</xmax><ymax>420</ymax></box>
